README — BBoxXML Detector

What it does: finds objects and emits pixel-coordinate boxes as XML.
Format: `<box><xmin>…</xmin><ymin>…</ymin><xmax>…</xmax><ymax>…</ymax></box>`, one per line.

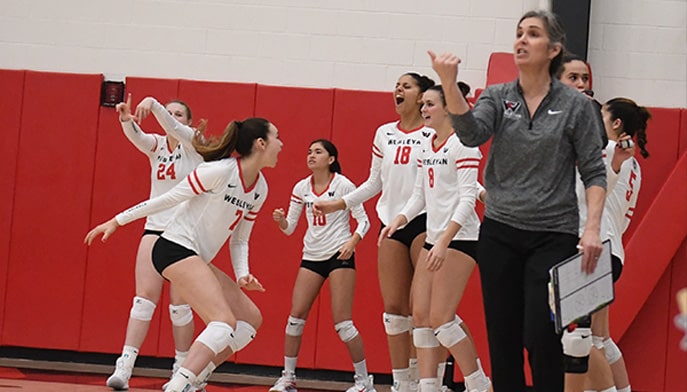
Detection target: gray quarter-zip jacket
<box><xmin>451</xmin><ymin>78</ymin><xmax>606</xmax><ymax>235</ymax></box>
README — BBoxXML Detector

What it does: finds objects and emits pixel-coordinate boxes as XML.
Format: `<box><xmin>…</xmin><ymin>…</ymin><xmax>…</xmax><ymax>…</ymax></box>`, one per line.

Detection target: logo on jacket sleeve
<box><xmin>502</xmin><ymin>100</ymin><xmax>522</xmax><ymax>119</ymax></box>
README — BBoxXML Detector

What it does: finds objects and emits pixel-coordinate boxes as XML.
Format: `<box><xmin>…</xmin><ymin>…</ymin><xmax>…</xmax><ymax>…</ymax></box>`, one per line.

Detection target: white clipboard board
<box><xmin>548</xmin><ymin>240</ymin><xmax>614</xmax><ymax>333</ymax></box>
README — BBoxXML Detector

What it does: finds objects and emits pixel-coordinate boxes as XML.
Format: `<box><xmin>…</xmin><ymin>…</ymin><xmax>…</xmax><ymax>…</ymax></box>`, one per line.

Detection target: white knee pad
<box><xmin>413</xmin><ymin>327</ymin><xmax>439</xmax><ymax>348</ymax></box>
<box><xmin>434</xmin><ymin>318</ymin><xmax>467</xmax><ymax>348</ymax></box>
<box><xmin>196</xmin><ymin>321</ymin><xmax>233</xmax><ymax>355</ymax></box>
<box><xmin>334</xmin><ymin>320</ymin><xmax>359</xmax><ymax>343</ymax></box>
<box><xmin>285</xmin><ymin>316</ymin><xmax>306</xmax><ymax>337</ymax></box>
<box><xmin>383</xmin><ymin>313</ymin><xmax>411</xmax><ymax>336</ymax></box>
<box><xmin>169</xmin><ymin>304</ymin><xmax>193</xmax><ymax>327</ymax></box>
<box><xmin>603</xmin><ymin>337</ymin><xmax>623</xmax><ymax>365</ymax></box>
<box><xmin>130</xmin><ymin>296</ymin><xmax>156</xmax><ymax>321</ymax></box>
<box><xmin>592</xmin><ymin>335</ymin><xmax>605</xmax><ymax>350</ymax></box>
<box><xmin>228</xmin><ymin>320</ymin><xmax>257</xmax><ymax>353</ymax></box>
<box><xmin>562</xmin><ymin>327</ymin><xmax>593</xmax><ymax>358</ymax></box>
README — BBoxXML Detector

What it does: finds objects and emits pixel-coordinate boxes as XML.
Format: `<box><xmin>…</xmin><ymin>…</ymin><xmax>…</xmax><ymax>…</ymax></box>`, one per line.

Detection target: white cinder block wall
<box><xmin>1</xmin><ymin>0</ymin><xmax>684</xmax><ymax>107</ymax></box>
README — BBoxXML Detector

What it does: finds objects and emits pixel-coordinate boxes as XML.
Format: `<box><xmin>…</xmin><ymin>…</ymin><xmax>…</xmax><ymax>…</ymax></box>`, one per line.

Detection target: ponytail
<box><xmin>605</xmin><ymin>98</ymin><xmax>651</xmax><ymax>159</ymax></box>
<box><xmin>193</xmin><ymin>120</ymin><xmax>240</xmax><ymax>162</ymax></box>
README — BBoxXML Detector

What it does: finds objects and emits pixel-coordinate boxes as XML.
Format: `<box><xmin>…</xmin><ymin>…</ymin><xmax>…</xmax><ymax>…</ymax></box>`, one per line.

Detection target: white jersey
<box><xmin>603</xmin><ymin>141</ymin><xmax>642</xmax><ymax>262</ymax></box>
<box><xmin>282</xmin><ymin>173</ymin><xmax>370</xmax><ymax>261</ymax></box>
<box><xmin>401</xmin><ymin>132</ymin><xmax>481</xmax><ymax>244</ymax></box>
<box><xmin>576</xmin><ymin>143</ymin><xmax>615</xmax><ymax>239</ymax></box>
<box><xmin>343</xmin><ymin>121</ymin><xmax>432</xmax><ymax>225</ymax></box>
<box><xmin>116</xmin><ymin>157</ymin><xmax>267</xmax><ymax>280</ymax></box>
<box><xmin>120</xmin><ymin>99</ymin><xmax>203</xmax><ymax>231</ymax></box>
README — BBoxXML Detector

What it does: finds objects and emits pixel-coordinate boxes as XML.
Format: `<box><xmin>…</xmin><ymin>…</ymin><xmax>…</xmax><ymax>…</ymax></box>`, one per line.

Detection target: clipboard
<box><xmin>548</xmin><ymin>240</ymin><xmax>614</xmax><ymax>334</ymax></box>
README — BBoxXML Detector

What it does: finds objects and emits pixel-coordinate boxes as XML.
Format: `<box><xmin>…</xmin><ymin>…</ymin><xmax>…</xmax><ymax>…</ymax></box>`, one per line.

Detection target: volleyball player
<box><xmin>313</xmin><ymin>73</ymin><xmax>434</xmax><ymax>392</ymax></box>
<box><xmin>381</xmin><ymin>84</ymin><xmax>491</xmax><ymax>392</ymax></box>
<box><xmin>270</xmin><ymin>139</ymin><xmax>375</xmax><ymax>392</ymax></box>
<box><xmin>86</xmin><ymin>117</ymin><xmax>283</xmax><ymax>392</ymax></box>
<box><xmin>106</xmin><ymin>95</ymin><xmax>203</xmax><ymax>390</ymax></box>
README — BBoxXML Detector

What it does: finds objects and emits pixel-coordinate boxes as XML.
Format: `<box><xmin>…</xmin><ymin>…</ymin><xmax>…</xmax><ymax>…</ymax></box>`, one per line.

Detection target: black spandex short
<box><xmin>611</xmin><ymin>255</ymin><xmax>623</xmax><ymax>283</ymax></box>
<box><xmin>151</xmin><ymin>236</ymin><xmax>198</xmax><ymax>275</ymax></box>
<box><xmin>423</xmin><ymin>240</ymin><xmax>478</xmax><ymax>261</ymax></box>
<box><xmin>301</xmin><ymin>252</ymin><xmax>355</xmax><ymax>278</ymax></box>
<box><xmin>380</xmin><ymin>213</ymin><xmax>426</xmax><ymax>248</ymax></box>
<box><xmin>143</xmin><ymin>229</ymin><xmax>163</xmax><ymax>237</ymax></box>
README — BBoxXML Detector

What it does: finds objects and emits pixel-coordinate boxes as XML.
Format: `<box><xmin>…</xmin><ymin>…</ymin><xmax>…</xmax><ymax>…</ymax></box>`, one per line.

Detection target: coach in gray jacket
<box><xmin>429</xmin><ymin>10</ymin><xmax>606</xmax><ymax>392</ymax></box>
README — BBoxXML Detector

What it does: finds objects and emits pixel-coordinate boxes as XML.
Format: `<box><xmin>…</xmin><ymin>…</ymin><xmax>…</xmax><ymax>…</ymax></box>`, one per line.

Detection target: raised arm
<box><xmin>135</xmin><ymin>97</ymin><xmax>197</xmax><ymax>146</ymax></box>
<box><xmin>117</xmin><ymin>94</ymin><xmax>157</xmax><ymax>154</ymax></box>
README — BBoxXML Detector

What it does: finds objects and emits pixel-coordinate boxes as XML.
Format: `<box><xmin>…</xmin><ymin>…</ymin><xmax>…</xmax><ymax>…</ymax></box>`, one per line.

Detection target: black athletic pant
<box><xmin>477</xmin><ymin>217</ymin><xmax>578</xmax><ymax>392</ymax></box>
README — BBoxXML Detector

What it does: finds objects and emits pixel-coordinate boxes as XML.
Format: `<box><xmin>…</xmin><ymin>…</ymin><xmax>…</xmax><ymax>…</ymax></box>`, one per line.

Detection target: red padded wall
<box><xmin>236</xmin><ymin>85</ymin><xmax>335</xmax><ymax>368</ymax></box>
<box><xmin>0</xmin><ymin>70</ymin><xmax>25</xmax><ymax>344</ymax></box>
<box><xmin>156</xmin><ymin>80</ymin><xmax>259</xmax><ymax>359</ymax></box>
<box><xmin>624</xmin><ymin>108</ymin><xmax>682</xmax><ymax>239</ymax></box>
<box><xmin>79</xmin><ymin>78</ymin><xmax>180</xmax><ymax>355</ymax></box>
<box><xmin>620</xmin><ymin>264</ymin><xmax>672</xmax><ymax>392</ymax></box>
<box><xmin>2</xmin><ymin>71</ymin><xmax>102</xmax><ymax>349</ymax></box>
<box><xmin>680</xmin><ymin>109</ymin><xmax>687</xmax><ymax>155</ymax></box>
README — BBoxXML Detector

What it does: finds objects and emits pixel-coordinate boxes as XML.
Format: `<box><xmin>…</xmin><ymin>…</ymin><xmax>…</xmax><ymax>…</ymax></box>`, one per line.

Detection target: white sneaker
<box><xmin>346</xmin><ymin>374</ymin><xmax>376</xmax><ymax>392</ymax></box>
<box><xmin>269</xmin><ymin>371</ymin><xmax>297</xmax><ymax>392</ymax></box>
<box><xmin>106</xmin><ymin>357</ymin><xmax>132</xmax><ymax>390</ymax></box>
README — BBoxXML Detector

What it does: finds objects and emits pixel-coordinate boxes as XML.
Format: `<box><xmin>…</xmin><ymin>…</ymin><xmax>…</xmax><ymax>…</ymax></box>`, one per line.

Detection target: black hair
<box><xmin>404</xmin><ymin>72</ymin><xmax>436</xmax><ymax>92</ymax></box>
<box><xmin>605</xmin><ymin>98</ymin><xmax>651</xmax><ymax>158</ymax></box>
<box><xmin>310</xmin><ymin>139</ymin><xmax>341</xmax><ymax>174</ymax></box>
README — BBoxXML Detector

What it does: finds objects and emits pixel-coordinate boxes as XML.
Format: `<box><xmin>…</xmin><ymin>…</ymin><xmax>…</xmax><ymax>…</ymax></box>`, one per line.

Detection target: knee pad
<box><xmin>285</xmin><ymin>316</ymin><xmax>306</xmax><ymax>337</ymax></box>
<box><xmin>228</xmin><ymin>320</ymin><xmax>257</xmax><ymax>353</ymax></box>
<box><xmin>383</xmin><ymin>313</ymin><xmax>411</xmax><ymax>336</ymax></box>
<box><xmin>169</xmin><ymin>304</ymin><xmax>193</xmax><ymax>327</ymax></box>
<box><xmin>562</xmin><ymin>327</ymin><xmax>592</xmax><ymax>373</ymax></box>
<box><xmin>196</xmin><ymin>321</ymin><xmax>233</xmax><ymax>355</ymax></box>
<box><xmin>413</xmin><ymin>327</ymin><xmax>439</xmax><ymax>348</ymax></box>
<box><xmin>334</xmin><ymin>320</ymin><xmax>359</xmax><ymax>343</ymax></box>
<box><xmin>603</xmin><ymin>337</ymin><xmax>623</xmax><ymax>365</ymax></box>
<box><xmin>130</xmin><ymin>296</ymin><xmax>156</xmax><ymax>321</ymax></box>
<box><xmin>434</xmin><ymin>318</ymin><xmax>467</xmax><ymax>348</ymax></box>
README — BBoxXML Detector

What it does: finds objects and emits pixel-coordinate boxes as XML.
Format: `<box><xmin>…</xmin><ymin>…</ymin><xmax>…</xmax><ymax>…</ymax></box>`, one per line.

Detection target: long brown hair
<box><xmin>192</xmin><ymin>117</ymin><xmax>271</xmax><ymax>162</ymax></box>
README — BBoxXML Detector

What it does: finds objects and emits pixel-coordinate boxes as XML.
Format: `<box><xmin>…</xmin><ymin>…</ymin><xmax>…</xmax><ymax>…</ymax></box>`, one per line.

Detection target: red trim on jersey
<box><xmin>431</xmin><ymin>133</ymin><xmax>452</xmax><ymax>153</ymax></box>
<box><xmin>456</xmin><ymin>158</ymin><xmax>480</xmax><ymax>170</ymax></box>
<box><xmin>193</xmin><ymin>170</ymin><xmax>208</xmax><ymax>192</ymax></box>
<box><xmin>150</xmin><ymin>138</ymin><xmax>158</xmax><ymax>153</ymax></box>
<box><xmin>238</xmin><ymin>159</ymin><xmax>259</xmax><ymax>193</ymax></box>
<box><xmin>372</xmin><ymin>145</ymin><xmax>383</xmax><ymax>158</ymax></box>
<box><xmin>245</xmin><ymin>215</ymin><xmax>257</xmax><ymax>221</ymax></box>
<box><xmin>395</xmin><ymin>121</ymin><xmax>424</xmax><ymax>134</ymax></box>
<box><xmin>311</xmin><ymin>173</ymin><xmax>334</xmax><ymax>197</ymax></box>
<box><xmin>291</xmin><ymin>194</ymin><xmax>303</xmax><ymax>203</ymax></box>
<box><xmin>187</xmin><ymin>176</ymin><xmax>200</xmax><ymax>195</ymax></box>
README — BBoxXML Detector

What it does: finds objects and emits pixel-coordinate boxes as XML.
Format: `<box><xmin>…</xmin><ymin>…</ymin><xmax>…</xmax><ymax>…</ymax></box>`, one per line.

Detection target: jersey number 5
<box><xmin>157</xmin><ymin>163</ymin><xmax>177</xmax><ymax>180</ymax></box>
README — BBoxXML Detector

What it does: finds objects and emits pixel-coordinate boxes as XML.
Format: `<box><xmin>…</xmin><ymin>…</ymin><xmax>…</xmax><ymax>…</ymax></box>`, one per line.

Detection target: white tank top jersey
<box><xmin>400</xmin><ymin>132</ymin><xmax>481</xmax><ymax>244</ymax></box>
<box><xmin>342</xmin><ymin>121</ymin><xmax>432</xmax><ymax>226</ymax></box>
<box><xmin>115</xmin><ymin>157</ymin><xmax>268</xmax><ymax>280</ymax></box>
<box><xmin>282</xmin><ymin>173</ymin><xmax>370</xmax><ymax>261</ymax></box>
<box><xmin>603</xmin><ymin>140</ymin><xmax>642</xmax><ymax>263</ymax></box>
<box><xmin>119</xmin><ymin>99</ymin><xmax>204</xmax><ymax>231</ymax></box>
